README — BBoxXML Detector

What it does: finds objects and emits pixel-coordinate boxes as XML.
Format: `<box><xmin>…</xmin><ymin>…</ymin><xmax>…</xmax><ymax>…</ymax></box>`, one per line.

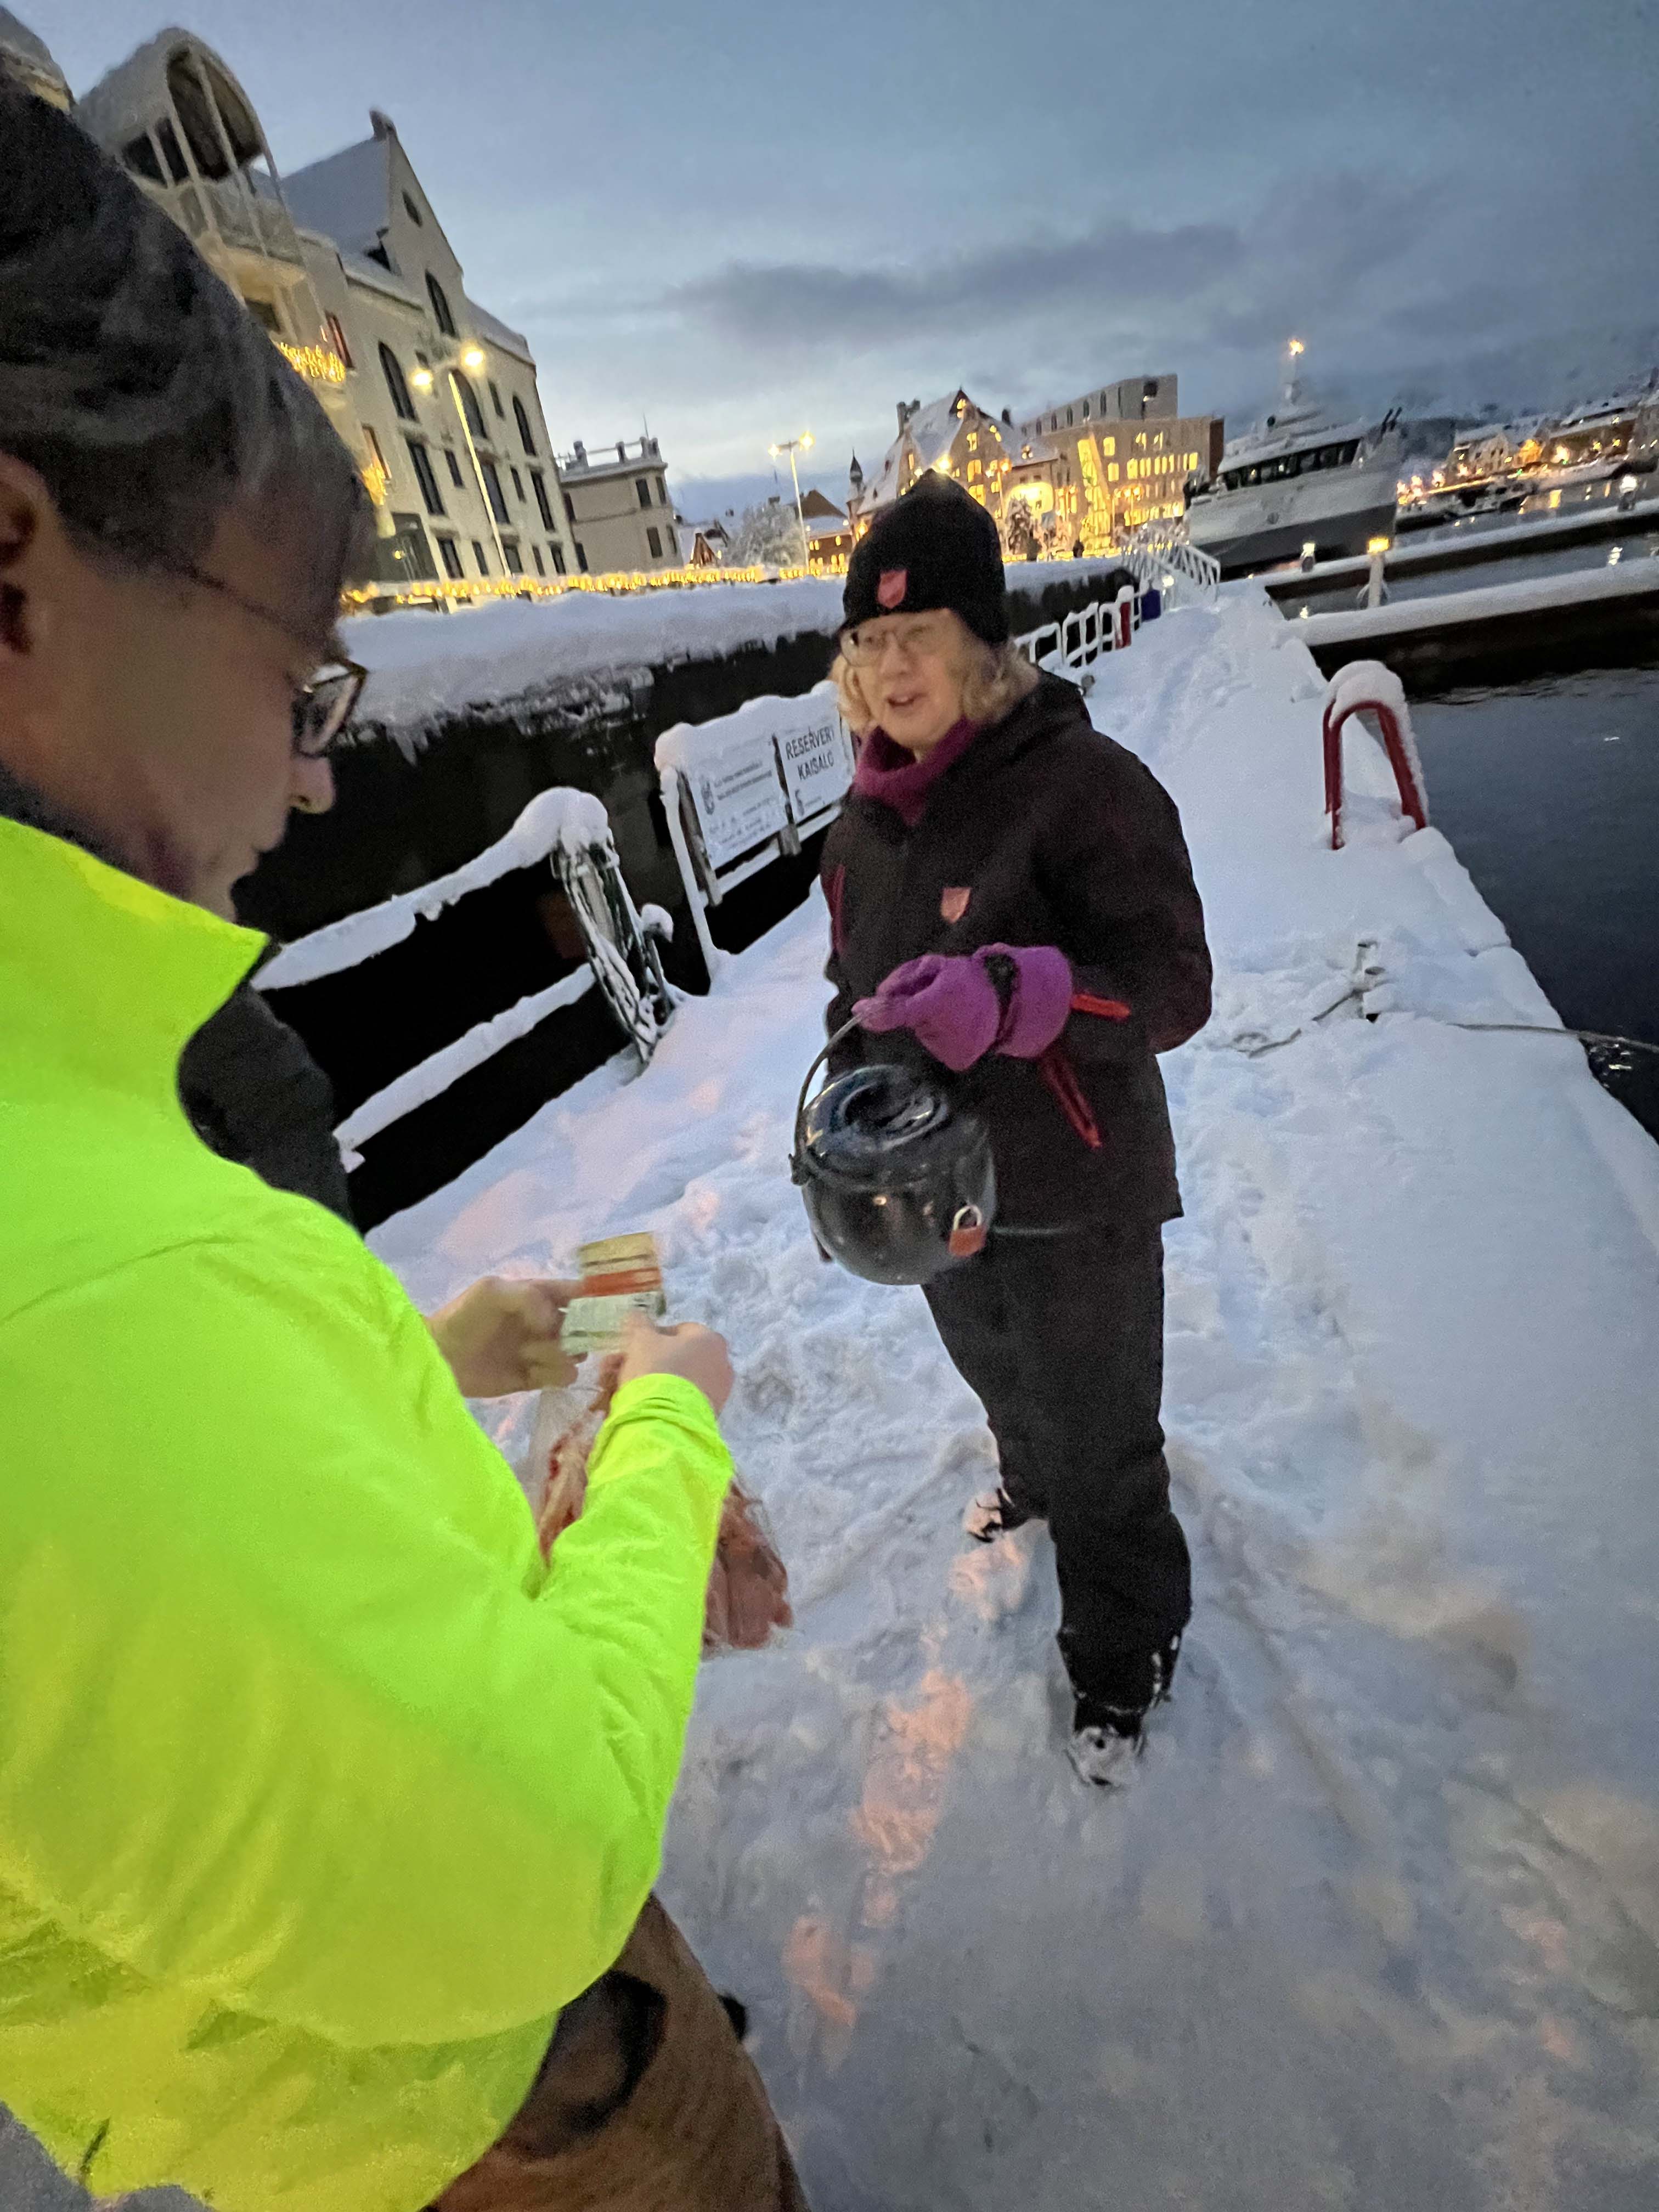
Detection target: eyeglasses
<box><xmin>147</xmin><ymin>552</ymin><xmax>368</xmax><ymax>757</ymax></box>
<box><xmin>840</xmin><ymin>613</ymin><xmax>955</xmax><ymax>668</ymax></box>
<box><xmin>290</xmin><ymin>661</ymin><xmax>368</xmax><ymax>757</ymax></box>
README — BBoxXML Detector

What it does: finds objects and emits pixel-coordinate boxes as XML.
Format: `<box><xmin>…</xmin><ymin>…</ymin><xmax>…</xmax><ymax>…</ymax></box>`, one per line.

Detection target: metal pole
<box><xmin>787</xmin><ymin>443</ymin><xmax>808</xmax><ymax>571</ymax></box>
<box><xmin>660</xmin><ymin>766</ymin><xmax>722</xmax><ymax>985</ymax></box>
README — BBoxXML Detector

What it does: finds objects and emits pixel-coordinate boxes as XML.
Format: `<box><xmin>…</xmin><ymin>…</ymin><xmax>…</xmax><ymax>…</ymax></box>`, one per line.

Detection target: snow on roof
<box><xmin>806</xmin><ymin>512</ymin><xmax>852</xmax><ymax>539</ymax></box>
<box><xmin>465</xmin><ymin>298</ymin><xmax>534</xmax><ymax>365</ymax></box>
<box><xmin>337</xmin><ymin>248</ymin><xmax>424</xmax><ymax>310</ymax></box>
<box><xmin>280</xmin><ymin>134</ymin><xmax>391</xmax><ymax>256</ymax></box>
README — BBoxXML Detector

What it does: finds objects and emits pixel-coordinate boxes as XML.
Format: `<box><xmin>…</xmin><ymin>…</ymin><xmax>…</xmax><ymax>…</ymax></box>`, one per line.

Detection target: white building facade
<box><xmin>62</xmin><ymin>27</ymin><xmax>613</xmax><ymax>592</ymax></box>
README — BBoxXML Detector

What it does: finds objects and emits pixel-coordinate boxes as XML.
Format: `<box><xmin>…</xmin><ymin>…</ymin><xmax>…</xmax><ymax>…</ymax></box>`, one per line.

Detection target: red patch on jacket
<box><xmin>877</xmin><ymin>567</ymin><xmax>908</xmax><ymax>610</ymax></box>
<box><xmin>940</xmin><ymin>886</ymin><xmax>971</xmax><ymax>924</ymax></box>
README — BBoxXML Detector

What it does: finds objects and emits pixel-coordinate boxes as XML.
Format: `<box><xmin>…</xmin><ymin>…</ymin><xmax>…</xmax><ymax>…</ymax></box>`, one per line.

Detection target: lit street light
<box><xmin>769</xmin><ymin>431</ymin><xmax>815</xmax><ymax>570</ymax></box>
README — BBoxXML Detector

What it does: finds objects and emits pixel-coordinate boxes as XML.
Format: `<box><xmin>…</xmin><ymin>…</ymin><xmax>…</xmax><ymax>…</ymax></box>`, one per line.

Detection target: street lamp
<box><xmin>768</xmin><ymin>431</ymin><xmax>815</xmax><ymax>570</ymax></box>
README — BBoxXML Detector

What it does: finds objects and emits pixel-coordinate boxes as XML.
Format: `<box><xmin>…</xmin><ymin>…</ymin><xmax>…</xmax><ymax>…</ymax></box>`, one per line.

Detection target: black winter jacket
<box><xmin>820</xmin><ymin>674</ymin><xmax>1211</xmax><ymax>1229</ymax></box>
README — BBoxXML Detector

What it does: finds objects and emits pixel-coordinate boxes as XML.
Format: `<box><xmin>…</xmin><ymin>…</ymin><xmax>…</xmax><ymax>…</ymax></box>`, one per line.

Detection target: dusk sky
<box><xmin>30</xmin><ymin>0</ymin><xmax>1659</xmax><ymax>519</ymax></box>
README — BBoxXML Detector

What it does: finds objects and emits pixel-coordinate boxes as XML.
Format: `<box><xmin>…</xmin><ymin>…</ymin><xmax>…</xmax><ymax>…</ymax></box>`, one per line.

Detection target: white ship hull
<box><xmin>1188</xmin><ymin>456</ymin><xmax>1401</xmax><ymax>575</ymax></box>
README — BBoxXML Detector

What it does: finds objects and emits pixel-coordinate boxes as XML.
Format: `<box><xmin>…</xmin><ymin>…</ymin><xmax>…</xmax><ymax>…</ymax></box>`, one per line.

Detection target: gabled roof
<box><xmin>466</xmin><ymin>298</ymin><xmax>534</xmax><ymax>366</ymax></box>
<box><xmin>280</xmin><ymin>134</ymin><xmax>392</xmax><ymax>257</ymax></box>
<box><xmin>862</xmin><ymin>390</ymin><xmax>991</xmax><ymax>509</ymax></box>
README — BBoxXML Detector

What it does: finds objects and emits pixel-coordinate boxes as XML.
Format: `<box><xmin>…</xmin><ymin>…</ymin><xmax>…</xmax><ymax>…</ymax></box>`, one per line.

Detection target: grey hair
<box><xmin>0</xmin><ymin>81</ymin><xmax>371</xmax><ymax>617</ymax></box>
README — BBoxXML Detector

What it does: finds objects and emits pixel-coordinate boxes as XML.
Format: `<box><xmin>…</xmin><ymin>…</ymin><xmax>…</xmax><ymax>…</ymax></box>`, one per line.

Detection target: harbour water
<box><xmin>1408</xmin><ymin>660</ymin><xmax>1659</xmax><ymax>1134</ymax></box>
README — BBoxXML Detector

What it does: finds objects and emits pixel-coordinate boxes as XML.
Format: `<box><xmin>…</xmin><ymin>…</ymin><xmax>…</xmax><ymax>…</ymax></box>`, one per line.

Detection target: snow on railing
<box><xmin>258</xmin><ymin>787</ymin><xmax>672</xmax><ymax>1170</ymax></box>
<box><xmin>655</xmin><ymin>681</ymin><xmax>857</xmax><ymax>980</ymax></box>
<box><xmin>1120</xmin><ymin>520</ymin><xmax>1222</xmax><ymax>606</ymax></box>
<box><xmin>1321</xmin><ymin>659</ymin><xmax>1429</xmax><ymax>851</ymax></box>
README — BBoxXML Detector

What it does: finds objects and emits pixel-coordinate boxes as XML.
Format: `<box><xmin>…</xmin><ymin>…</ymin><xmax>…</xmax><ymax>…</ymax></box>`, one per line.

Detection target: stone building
<box><xmin>554</xmin><ymin>438</ymin><xmax>680</xmax><ymax>575</ymax></box>
<box><xmin>849</xmin><ymin>390</ymin><xmax>1036</xmax><ymax>548</ymax></box>
<box><xmin>47</xmin><ymin>24</ymin><xmax>607</xmax><ymax>590</ymax></box>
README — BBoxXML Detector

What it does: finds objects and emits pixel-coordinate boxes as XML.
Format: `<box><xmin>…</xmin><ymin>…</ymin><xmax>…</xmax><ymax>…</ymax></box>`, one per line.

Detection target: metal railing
<box><xmin>1119</xmin><ymin>520</ymin><xmax>1221</xmax><ymax>604</ymax></box>
<box><xmin>1013</xmin><ymin>586</ymin><xmax>1136</xmax><ymax>674</ymax></box>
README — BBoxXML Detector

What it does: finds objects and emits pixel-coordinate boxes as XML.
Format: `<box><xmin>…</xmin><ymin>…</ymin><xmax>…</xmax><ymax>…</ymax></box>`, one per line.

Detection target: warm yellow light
<box><xmin>1367</xmin><ymin>535</ymin><xmax>1391</xmax><ymax>554</ymax></box>
<box><xmin>409</xmin><ymin>366</ymin><xmax>434</xmax><ymax>392</ymax></box>
<box><xmin>460</xmin><ymin>345</ymin><xmax>487</xmax><ymax>371</ymax></box>
<box><xmin>800</xmin><ymin>432</ymin><xmax>814</xmax><ymax>450</ymax></box>
<box><xmin>1288</xmin><ymin>337</ymin><xmax>1305</xmax><ymax>357</ymax></box>
<box><xmin>768</xmin><ymin>443</ymin><xmax>780</xmax><ymax>459</ymax></box>
<box><xmin>275</xmin><ymin>341</ymin><xmax>347</xmax><ymax>385</ymax></box>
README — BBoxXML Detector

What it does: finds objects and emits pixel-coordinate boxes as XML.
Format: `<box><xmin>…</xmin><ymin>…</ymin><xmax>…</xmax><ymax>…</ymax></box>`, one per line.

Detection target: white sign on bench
<box><xmin>656</xmin><ymin>680</ymin><xmax>857</xmax><ymax>979</ymax></box>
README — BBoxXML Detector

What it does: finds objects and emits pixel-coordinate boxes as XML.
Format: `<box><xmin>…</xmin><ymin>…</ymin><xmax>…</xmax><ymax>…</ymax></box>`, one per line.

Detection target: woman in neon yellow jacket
<box><xmin>0</xmin><ymin>84</ymin><xmax>792</xmax><ymax>2211</ymax></box>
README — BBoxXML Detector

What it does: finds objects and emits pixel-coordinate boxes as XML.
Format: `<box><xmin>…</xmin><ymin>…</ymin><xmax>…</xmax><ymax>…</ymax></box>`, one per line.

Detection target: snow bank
<box><xmin>341</xmin><ymin>557</ymin><xmax>1130</xmax><ymax>738</ymax></box>
<box><xmin>259</xmin><ymin>787</ymin><xmax>611</xmax><ymax>989</ymax></box>
<box><xmin>364</xmin><ymin>583</ymin><xmax>1659</xmax><ymax>2210</ymax></box>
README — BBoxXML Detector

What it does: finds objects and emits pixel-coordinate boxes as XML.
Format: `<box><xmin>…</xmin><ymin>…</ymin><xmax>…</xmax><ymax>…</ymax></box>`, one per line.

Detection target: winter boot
<box><xmin>1066</xmin><ymin>1633</ymin><xmax>1182</xmax><ymax>1788</ymax></box>
<box><xmin>963</xmin><ymin>1485</ymin><xmax>1031</xmax><ymax>1544</ymax></box>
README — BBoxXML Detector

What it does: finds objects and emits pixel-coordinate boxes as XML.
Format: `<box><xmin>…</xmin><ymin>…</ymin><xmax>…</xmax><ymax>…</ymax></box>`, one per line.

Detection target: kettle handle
<box><xmin>793</xmin><ymin>1017</ymin><xmax>865</xmax><ymax>1165</ymax></box>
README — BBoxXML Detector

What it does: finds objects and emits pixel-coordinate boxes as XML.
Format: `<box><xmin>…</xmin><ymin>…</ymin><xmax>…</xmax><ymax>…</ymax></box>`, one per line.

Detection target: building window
<box><xmin>574</xmin><ymin>541</ymin><xmax>588</xmax><ymax>573</ymax></box>
<box><xmin>380</xmin><ymin>343</ymin><xmax>416</xmax><ymax>422</ymax></box>
<box><xmin>426</xmin><ymin>272</ymin><xmax>456</xmax><ymax>337</ymax></box>
<box><xmin>324</xmin><ymin>312</ymin><xmax>353</xmax><ymax>369</ymax></box>
<box><xmin>636</xmin><ymin>478</ymin><xmax>653</xmax><ymax>510</ymax></box>
<box><xmin>452</xmin><ymin>371</ymin><xmax>487</xmax><ymax>444</ymax></box>
<box><xmin>244</xmin><ymin>296</ymin><xmax>281</xmax><ymax>334</ymax></box>
<box><xmin>532</xmin><ymin>545</ymin><xmax>545</xmax><ymax>575</ymax></box>
<box><xmin>438</xmin><ymin>536</ymin><xmax>464</xmax><ymax>580</ymax></box>
<box><xmin>658</xmin><ymin>478</ymin><xmax>670</xmax><ymax>506</ymax></box>
<box><xmin>406</xmin><ymin>438</ymin><xmax>445</xmax><ymax>516</ymax></box>
<box><xmin>481</xmin><ymin>459</ymin><xmax>510</xmax><ymax>524</ymax></box>
<box><xmin>472</xmin><ymin>539</ymin><xmax>489</xmax><ymax>574</ymax></box>
<box><xmin>531</xmin><ymin>469</ymin><xmax>555</xmax><ymax>529</ymax></box>
<box><xmin>511</xmin><ymin>466</ymin><xmax>524</xmax><ymax>501</ymax></box>
<box><xmin>156</xmin><ymin>119</ymin><xmax>190</xmax><ymax>183</ymax></box>
<box><xmin>550</xmin><ymin>544</ymin><xmax>567</xmax><ymax>575</ymax></box>
<box><xmin>1103</xmin><ymin>436</ymin><xmax>1115</xmax><ymax>458</ymax></box>
<box><xmin>403</xmin><ymin>190</ymin><xmax>424</xmax><ymax>225</ymax></box>
<box><xmin>513</xmin><ymin>396</ymin><xmax>536</xmax><ymax>455</ymax></box>
<box><xmin>122</xmin><ymin>132</ymin><xmax>164</xmax><ymax>183</ymax></box>
<box><xmin>503</xmin><ymin>539</ymin><xmax>521</xmax><ymax>573</ymax></box>
<box><xmin>1081</xmin><ymin>399</ymin><xmax>1091</xmax><ymax>418</ymax></box>
<box><xmin>445</xmin><ymin>447</ymin><xmax>464</xmax><ymax>487</ymax></box>
<box><xmin>647</xmin><ymin>526</ymin><xmax>662</xmax><ymax>558</ymax></box>
<box><xmin>563</xmin><ymin>493</ymin><xmax>575</xmax><ymax>522</ymax></box>
<box><xmin>489</xmin><ymin>380</ymin><xmax>505</xmax><ymax>418</ymax></box>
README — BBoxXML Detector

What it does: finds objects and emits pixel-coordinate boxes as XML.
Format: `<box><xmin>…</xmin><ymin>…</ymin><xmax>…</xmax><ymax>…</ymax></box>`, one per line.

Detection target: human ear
<box><xmin>0</xmin><ymin>454</ymin><xmax>50</xmax><ymax>660</ymax></box>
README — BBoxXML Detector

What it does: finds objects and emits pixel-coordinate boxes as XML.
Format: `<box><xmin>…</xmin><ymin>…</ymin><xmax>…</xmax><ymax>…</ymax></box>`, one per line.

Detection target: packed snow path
<box><xmin>7</xmin><ymin>591</ymin><xmax>1658</xmax><ymax>2209</ymax></box>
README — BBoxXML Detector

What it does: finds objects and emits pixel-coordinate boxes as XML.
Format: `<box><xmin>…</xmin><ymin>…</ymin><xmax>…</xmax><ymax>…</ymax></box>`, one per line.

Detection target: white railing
<box><xmin>1013</xmin><ymin>586</ymin><xmax>1136</xmax><ymax>675</ymax></box>
<box><xmin>656</xmin><ymin>681</ymin><xmax>857</xmax><ymax>980</ymax></box>
<box><xmin>258</xmin><ymin>788</ymin><xmax>673</xmax><ymax>1171</ymax></box>
<box><xmin>1119</xmin><ymin>520</ymin><xmax>1221</xmax><ymax>604</ymax></box>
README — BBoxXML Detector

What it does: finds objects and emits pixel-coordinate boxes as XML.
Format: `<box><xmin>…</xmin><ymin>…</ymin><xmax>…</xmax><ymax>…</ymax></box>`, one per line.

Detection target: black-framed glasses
<box><xmin>290</xmin><ymin>661</ymin><xmax>368</xmax><ymax>757</ymax></box>
<box><xmin>145</xmin><ymin>551</ymin><xmax>368</xmax><ymax>756</ymax></box>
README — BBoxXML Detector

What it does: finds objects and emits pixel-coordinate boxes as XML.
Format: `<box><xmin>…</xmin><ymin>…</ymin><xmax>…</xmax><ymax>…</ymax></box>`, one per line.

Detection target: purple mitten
<box><xmin>854</xmin><ymin>946</ymin><xmax>1074</xmax><ymax>1071</ymax></box>
<box><xmin>854</xmin><ymin>955</ymin><xmax>1001</xmax><ymax>1072</ymax></box>
<box><xmin>980</xmin><ymin>943</ymin><xmax>1074</xmax><ymax>1059</ymax></box>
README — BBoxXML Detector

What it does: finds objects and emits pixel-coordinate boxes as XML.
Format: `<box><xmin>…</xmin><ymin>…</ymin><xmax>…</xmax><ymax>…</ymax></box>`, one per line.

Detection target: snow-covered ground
<box><xmin>376</xmin><ymin>589</ymin><xmax>1659</xmax><ymax>2208</ymax></box>
<box><xmin>7</xmin><ymin>587</ymin><xmax>1658</xmax><ymax>2209</ymax></box>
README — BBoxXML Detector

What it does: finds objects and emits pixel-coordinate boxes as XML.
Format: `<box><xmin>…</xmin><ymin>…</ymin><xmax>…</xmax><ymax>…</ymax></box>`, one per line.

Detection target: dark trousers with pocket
<box><xmin>433</xmin><ymin>1898</ymin><xmax>808</xmax><ymax>2212</ymax></box>
<box><xmin>923</xmin><ymin>1219</ymin><xmax>1191</xmax><ymax>1709</ymax></box>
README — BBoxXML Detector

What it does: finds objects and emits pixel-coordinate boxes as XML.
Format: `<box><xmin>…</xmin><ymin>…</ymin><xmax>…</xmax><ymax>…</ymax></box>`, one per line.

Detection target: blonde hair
<box><xmin>831</xmin><ymin>610</ymin><xmax>1039</xmax><ymax>738</ymax></box>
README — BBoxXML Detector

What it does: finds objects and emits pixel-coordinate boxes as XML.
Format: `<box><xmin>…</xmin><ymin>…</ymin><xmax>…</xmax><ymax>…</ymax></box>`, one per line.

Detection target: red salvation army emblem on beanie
<box><xmin>877</xmin><ymin>568</ymin><xmax>908</xmax><ymax>609</ymax></box>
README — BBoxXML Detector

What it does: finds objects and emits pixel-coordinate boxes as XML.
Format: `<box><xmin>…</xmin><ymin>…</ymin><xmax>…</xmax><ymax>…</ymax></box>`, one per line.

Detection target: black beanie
<box><xmin>843</xmin><ymin>475</ymin><xmax>1009</xmax><ymax>644</ymax></box>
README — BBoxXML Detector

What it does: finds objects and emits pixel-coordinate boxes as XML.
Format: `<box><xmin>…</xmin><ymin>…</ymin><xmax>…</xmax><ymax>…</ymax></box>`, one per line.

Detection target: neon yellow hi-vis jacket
<box><xmin>0</xmin><ymin>817</ymin><xmax>733</xmax><ymax>2210</ymax></box>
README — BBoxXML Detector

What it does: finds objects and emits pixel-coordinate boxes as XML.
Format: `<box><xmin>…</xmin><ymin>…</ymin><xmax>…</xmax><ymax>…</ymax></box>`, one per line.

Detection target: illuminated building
<box><xmin>66</xmin><ymin>29</ymin><xmax>580</xmax><ymax>592</ymax></box>
<box><xmin>1017</xmin><ymin>375</ymin><xmax>1224</xmax><ymax>553</ymax></box>
<box><xmin>849</xmin><ymin>390</ymin><xmax>1042</xmax><ymax>556</ymax></box>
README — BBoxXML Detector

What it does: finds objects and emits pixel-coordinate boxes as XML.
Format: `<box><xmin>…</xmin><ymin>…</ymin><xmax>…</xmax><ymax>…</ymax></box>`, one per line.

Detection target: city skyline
<box><xmin>29</xmin><ymin>0</ymin><xmax>1659</xmax><ymax>516</ymax></box>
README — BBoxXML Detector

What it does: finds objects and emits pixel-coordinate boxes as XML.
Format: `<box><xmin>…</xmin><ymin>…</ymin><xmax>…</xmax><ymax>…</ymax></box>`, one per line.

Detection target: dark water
<box><xmin>1408</xmin><ymin>661</ymin><xmax>1659</xmax><ymax>1133</ymax></box>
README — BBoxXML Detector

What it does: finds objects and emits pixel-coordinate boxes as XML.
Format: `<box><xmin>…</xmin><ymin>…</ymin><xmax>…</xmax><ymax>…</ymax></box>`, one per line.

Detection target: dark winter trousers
<box><xmin>923</xmin><ymin>1220</ymin><xmax>1192</xmax><ymax>1711</ymax></box>
<box><xmin>433</xmin><ymin>1896</ymin><xmax>808</xmax><ymax>2211</ymax></box>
